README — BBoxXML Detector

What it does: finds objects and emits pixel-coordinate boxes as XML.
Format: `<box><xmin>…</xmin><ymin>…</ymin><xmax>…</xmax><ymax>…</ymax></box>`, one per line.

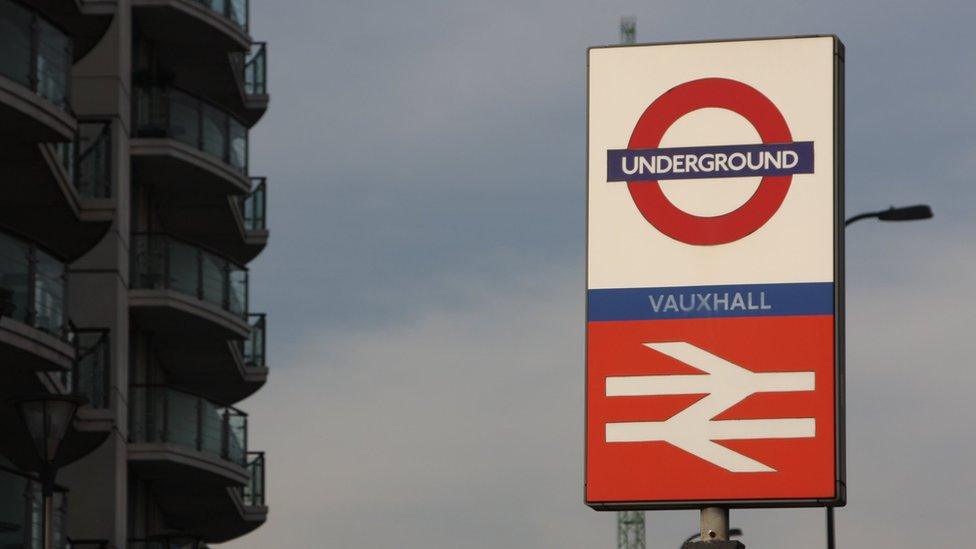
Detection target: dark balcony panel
<box><xmin>0</xmin><ymin>119</ymin><xmax>113</xmax><ymax>261</ymax></box>
<box><xmin>132</xmin><ymin>0</ymin><xmax>249</xmax><ymax>53</ymax></box>
<box><xmin>158</xmin><ymin>312</ymin><xmax>266</xmax><ymax>405</ymax></box>
<box><xmin>0</xmin><ymin>0</ymin><xmax>75</xmax><ymax>143</ymax></box>
<box><xmin>20</xmin><ymin>0</ymin><xmax>114</xmax><ymax>60</ymax></box>
<box><xmin>132</xmin><ymin>87</ymin><xmax>250</xmax><ymax>198</ymax></box>
<box><xmin>156</xmin><ymin>176</ymin><xmax>268</xmax><ymax>265</ymax></box>
<box><xmin>0</xmin><ymin>465</ymin><xmax>68</xmax><ymax>549</ymax></box>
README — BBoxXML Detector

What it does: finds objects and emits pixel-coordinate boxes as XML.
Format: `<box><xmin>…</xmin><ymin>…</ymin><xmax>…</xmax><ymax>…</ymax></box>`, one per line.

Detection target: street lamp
<box><xmin>844</xmin><ymin>204</ymin><xmax>933</xmax><ymax>227</ymax></box>
<box><xmin>11</xmin><ymin>394</ymin><xmax>85</xmax><ymax>549</ymax></box>
<box><xmin>827</xmin><ymin>203</ymin><xmax>934</xmax><ymax>549</ymax></box>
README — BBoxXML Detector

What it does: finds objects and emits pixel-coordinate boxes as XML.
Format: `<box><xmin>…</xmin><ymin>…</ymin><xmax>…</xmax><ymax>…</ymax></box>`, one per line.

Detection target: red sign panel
<box><xmin>586</xmin><ymin>316</ymin><xmax>837</xmax><ymax>506</ymax></box>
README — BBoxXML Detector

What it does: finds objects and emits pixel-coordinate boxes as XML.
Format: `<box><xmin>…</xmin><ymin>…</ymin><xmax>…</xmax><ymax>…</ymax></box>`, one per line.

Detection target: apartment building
<box><xmin>0</xmin><ymin>1</ymin><xmax>271</xmax><ymax>547</ymax></box>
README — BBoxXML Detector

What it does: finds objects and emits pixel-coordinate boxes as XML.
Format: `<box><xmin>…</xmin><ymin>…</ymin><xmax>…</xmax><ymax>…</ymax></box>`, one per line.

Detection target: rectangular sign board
<box><xmin>586</xmin><ymin>36</ymin><xmax>845</xmax><ymax>510</ymax></box>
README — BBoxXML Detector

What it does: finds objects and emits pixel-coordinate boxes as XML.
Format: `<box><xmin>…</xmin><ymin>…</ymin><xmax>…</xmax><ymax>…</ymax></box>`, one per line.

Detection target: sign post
<box><xmin>586</xmin><ymin>35</ymin><xmax>845</xmax><ymax>532</ymax></box>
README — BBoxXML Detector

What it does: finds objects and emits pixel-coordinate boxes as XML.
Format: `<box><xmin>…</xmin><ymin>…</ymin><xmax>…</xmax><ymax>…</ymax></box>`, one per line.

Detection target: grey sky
<box><xmin>221</xmin><ymin>1</ymin><xmax>976</xmax><ymax>547</ymax></box>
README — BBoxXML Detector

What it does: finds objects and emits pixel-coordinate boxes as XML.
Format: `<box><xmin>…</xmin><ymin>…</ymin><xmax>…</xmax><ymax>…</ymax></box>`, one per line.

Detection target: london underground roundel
<box><xmin>626</xmin><ymin>78</ymin><xmax>796</xmax><ymax>246</ymax></box>
<box><xmin>586</xmin><ymin>36</ymin><xmax>845</xmax><ymax>511</ymax></box>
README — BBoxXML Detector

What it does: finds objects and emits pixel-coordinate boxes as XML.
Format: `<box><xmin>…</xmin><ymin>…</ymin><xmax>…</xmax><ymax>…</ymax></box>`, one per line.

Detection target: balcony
<box><xmin>0</xmin><ymin>465</ymin><xmax>68</xmax><ymax>549</ymax></box>
<box><xmin>132</xmin><ymin>0</ymin><xmax>250</xmax><ymax>53</ymax></box>
<box><xmin>231</xmin><ymin>41</ymin><xmax>268</xmax><ymax>125</ymax></box>
<box><xmin>128</xmin><ymin>385</ymin><xmax>250</xmax><ymax>529</ymax></box>
<box><xmin>0</xmin><ymin>120</ymin><xmax>113</xmax><ymax>261</ymax></box>
<box><xmin>132</xmin><ymin>87</ymin><xmax>250</xmax><ymax>199</ymax></box>
<box><xmin>158</xmin><ymin>176</ymin><xmax>268</xmax><ymax>265</ymax></box>
<box><xmin>0</xmin><ymin>230</ymin><xmax>75</xmax><ymax>379</ymax></box>
<box><xmin>130</xmin><ymin>233</ymin><xmax>250</xmax><ymax>344</ymax></box>
<box><xmin>0</xmin><ymin>0</ymin><xmax>76</xmax><ymax>143</ymax></box>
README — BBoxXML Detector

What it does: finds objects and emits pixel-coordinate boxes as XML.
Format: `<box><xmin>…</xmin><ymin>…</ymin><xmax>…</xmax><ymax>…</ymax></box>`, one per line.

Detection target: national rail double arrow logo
<box><xmin>605</xmin><ymin>341</ymin><xmax>815</xmax><ymax>473</ymax></box>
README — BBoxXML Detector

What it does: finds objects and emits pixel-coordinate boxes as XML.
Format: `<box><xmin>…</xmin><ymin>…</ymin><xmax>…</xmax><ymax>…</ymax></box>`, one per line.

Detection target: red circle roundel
<box><xmin>627</xmin><ymin>78</ymin><xmax>793</xmax><ymax>246</ymax></box>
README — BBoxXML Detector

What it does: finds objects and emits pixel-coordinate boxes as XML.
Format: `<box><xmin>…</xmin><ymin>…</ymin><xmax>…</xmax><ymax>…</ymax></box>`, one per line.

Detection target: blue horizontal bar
<box><xmin>607</xmin><ymin>141</ymin><xmax>814</xmax><ymax>182</ymax></box>
<box><xmin>588</xmin><ymin>282</ymin><xmax>834</xmax><ymax>321</ymax></box>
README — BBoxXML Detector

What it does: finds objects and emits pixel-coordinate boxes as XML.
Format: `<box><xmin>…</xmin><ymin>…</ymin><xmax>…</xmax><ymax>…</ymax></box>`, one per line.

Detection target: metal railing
<box><xmin>242</xmin><ymin>313</ymin><xmax>265</xmax><ymax>368</ymax></box>
<box><xmin>195</xmin><ymin>0</ymin><xmax>249</xmax><ymax>32</ymax></box>
<box><xmin>67</xmin><ymin>328</ymin><xmax>111</xmax><ymax>408</ymax></box>
<box><xmin>129</xmin><ymin>385</ymin><xmax>248</xmax><ymax>466</ymax></box>
<box><xmin>0</xmin><ymin>230</ymin><xmax>67</xmax><ymax>339</ymax></box>
<box><xmin>240</xmin><ymin>177</ymin><xmax>266</xmax><ymax>231</ymax></box>
<box><xmin>242</xmin><ymin>451</ymin><xmax>265</xmax><ymax>506</ymax></box>
<box><xmin>0</xmin><ymin>0</ymin><xmax>73</xmax><ymax>110</ymax></box>
<box><xmin>130</xmin><ymin>234</ymin><xmax>249</xmax><ymax>318</ymax></box>
<box><xmin>53</xmin><ymin>121</ymin><xmax>113</xmax><ymax>198</ymax></box>
<box><xmin>0</xmin><ymin>465</ymin><xmax>68</xmax><ymax>549</ymax></box>
<box><xmin>133</xmin><ymin>86</ymin><xmax>248</xmax><ymax>174</ymax></box>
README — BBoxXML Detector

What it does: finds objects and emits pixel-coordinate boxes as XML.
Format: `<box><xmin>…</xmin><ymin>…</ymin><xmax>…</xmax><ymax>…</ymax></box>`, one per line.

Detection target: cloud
<box><xmin>219</xmin><ymin>0</ymin><xmax>976</xmax><ymax>546</ymax></box>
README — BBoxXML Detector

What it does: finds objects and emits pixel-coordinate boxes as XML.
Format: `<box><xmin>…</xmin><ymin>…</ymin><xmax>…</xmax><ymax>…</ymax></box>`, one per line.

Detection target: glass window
<box><xmin>33</xmin><ymin>248</ymin><xmax>65</xmax><ymax>335</ymax></box>
<box><xmin>0</xmin><ymin>235</ymin><xmax>30</xmax><ymax>324</ymax></box>
<box><xmin>200</xmin><ymin>252</ymin><xmax>225</xmax><ymax>308</ymax></box>
<box><xmin>35</xmin><ymin>18</ymin><xmax>70</xmax><ymax>107</ymax></box>
<box><xmin>228</xmin><ymin>268</ymin><xmax>247</xmax><ymax>316</ymax></box>
<box><xmin>200</xmin><ymin>400</ymin><xmax>224</xmax><ymax>457</ymax></box>
<box><xmin>168</xmin><ymin>90</ymin><xmax>200</xmax><ymax>148</ymax></box>
<box><xmin>201</xmin><ymin>103</ymin><xmax>227</xmax><ymax>161</ymax></box>
<box><xmin>167</xmin><ymin>240</ymin><xmax>198</xmax><ymax>296</ymax></box>
<box><xmin>165</xmin><ymin>390</ymin><xmax>199</xmax><ymax>450</ymax></box>
<box><xmin>228</xmin><ymin>119</ymin><xmax>247</xmax><ymax>172</ymax></box>
<box><xmin>0</xmin><ymin>1</ymin><xmax>33</xmax><ymax>87</ymax></box>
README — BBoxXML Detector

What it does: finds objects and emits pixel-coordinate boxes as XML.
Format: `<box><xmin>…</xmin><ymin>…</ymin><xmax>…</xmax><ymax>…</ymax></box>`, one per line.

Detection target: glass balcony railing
<box><xmin>64</xmin><ymin>328</ymin><xmax>110</xmax><ymax>409</ymax></box>
<box><xmin>0</xmin><ymin>0</ymin><xmax>73</xmax><ymax>110</ymax></box>
<box><xmin>54</xmin><ymin>121</ymin><xmax>113</xmax><ymax>199</ymax></box>
<box><xmin>244</xmin><ymin>42</ymin><xmax>266</xmax><ymax>96</ymax></box>
<box><xmin>240</xmin><ymin>177</ymin><xmax>266</xmax><ymax>231</ymax></box>
<box><xmin>241</xmin><ymin>451</ymin><xmax>265</xmax><ymax>506</ymax></box>
<box><xmin>0</xmin><ymin>230</ymin><xmax>67</xmax><ymax>339</ymax></box>
<box><xmin>131</xmin><ymin>234</ymin><xmax>249</xmax><ymax>318</ymax></box>
<box><xmin>133</xmin><ymin>87</ymin><xmax>248</xmax><ymax>174</ymax></box>
<box><xmin>0</xmin><ymin>465</ymin><xmax>68</xmax><ymax>549</ymax></box>
<box><xmin>197</xmin><ymin>0</ymin><xmax>249</xmax><ymax>32</ymax></box>
<box><xmin>242</xmin><ymin>313</ymin><xmax>265</xmax><ymax>369</ymax></box>
<box><xmin>129</xmin><ymin>385</ymin><xmax>248</xmax><ymax>466</ymax></box>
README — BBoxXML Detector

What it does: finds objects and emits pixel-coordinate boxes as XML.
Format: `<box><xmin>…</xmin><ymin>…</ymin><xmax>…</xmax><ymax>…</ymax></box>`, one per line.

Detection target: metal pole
<box><xmin>826</xmin><ymin>507</ymin><xmax>835</xmax><ymax>549</ymax></box>
<box><xmin>43</xmin><ymin>494</ymin><xmax>52</xmax><ymax>549</ymax></box>
<box><xmin>700</xmin><ymin>507</ymin><xmax>729</xmax><ymax>542</ymax></box>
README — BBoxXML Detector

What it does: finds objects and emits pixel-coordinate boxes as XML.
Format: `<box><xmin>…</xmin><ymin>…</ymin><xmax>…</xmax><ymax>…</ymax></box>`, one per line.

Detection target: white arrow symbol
<box><xmin>605</xmin><ymin>341</ymin><xmax>815</xmax><ymax>473</ymax></box>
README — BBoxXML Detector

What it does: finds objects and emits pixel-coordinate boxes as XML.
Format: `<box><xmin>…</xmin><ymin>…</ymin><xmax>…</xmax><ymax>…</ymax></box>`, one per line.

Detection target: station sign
<box><xmin>586</xmin><ymin>36</ymin><xmax>845</xmax><ymax>509</ymax></box>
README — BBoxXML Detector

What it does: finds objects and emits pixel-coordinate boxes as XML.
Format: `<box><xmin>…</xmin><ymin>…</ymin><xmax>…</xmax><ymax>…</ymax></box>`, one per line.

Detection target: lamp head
<box><xmin>877</xmin><ymin>205</ymin><xmax>933</xmax><ymax>222</ymax></box>
<box><xmin>10</xmin><ymin>395</ymin><xmax>85</xmax><ymax>466</ymax></box>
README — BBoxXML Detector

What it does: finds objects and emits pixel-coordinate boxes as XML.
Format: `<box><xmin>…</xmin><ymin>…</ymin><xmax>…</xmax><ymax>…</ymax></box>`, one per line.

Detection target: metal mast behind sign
<box><xmin>616</xmin><ymin>14</ymin><xmax>645</xmax><ymax>549</ymax></box>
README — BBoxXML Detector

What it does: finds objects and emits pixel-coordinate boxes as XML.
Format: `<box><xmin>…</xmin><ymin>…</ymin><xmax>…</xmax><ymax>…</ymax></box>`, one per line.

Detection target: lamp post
<box><xmin>844</xmin><ymin>204</ymin><xmax>933</xmax><ymax>227</ymax></box>
<box><xmin>681</xmin><ymin>527</ymin><xmax>743</xmax><ymax>547</ymax></box>
<box><xmin>11</xmin><ymin>394</ymin><xmax>85</xmax><ymax>549</ymax></box>
<box><xmin>829</xmin><ymin>203</ymin><xmax>933</xmax><ymax>549</ymax></box>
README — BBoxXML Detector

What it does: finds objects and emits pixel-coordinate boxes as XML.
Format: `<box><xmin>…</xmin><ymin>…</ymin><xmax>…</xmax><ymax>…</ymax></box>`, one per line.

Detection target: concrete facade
<box><xmin>0</xmin><ymin>1</ymin><xmax>270</xmax><ymax>547</ymax></box>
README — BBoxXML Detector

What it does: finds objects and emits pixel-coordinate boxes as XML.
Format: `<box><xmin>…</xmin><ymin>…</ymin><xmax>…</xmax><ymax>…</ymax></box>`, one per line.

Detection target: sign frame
<box><xmin>584</xmin><ymin>35</ymin><xmax>846</xmax><ymax>511</ymax></box>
